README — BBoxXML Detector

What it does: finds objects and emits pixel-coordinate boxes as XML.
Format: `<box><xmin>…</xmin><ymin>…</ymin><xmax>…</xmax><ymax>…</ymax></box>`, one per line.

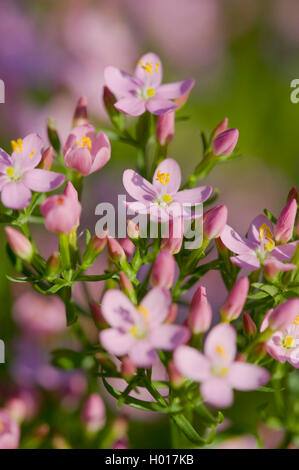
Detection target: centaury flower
<box><xmin>104</xmin><ymin>52</ymin><xmax>194</xmax><ymax>116</ymax></box>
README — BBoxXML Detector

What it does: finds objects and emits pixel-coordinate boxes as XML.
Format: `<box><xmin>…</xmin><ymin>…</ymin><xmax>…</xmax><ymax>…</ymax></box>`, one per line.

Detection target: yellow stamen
<box><xmin>219</xmin><ymin>367</ymin><xmax>229</xmax><ymax>376</ymax></box>
<box><xmin>216</xmin><ymin>345</ymin><xmax>226</xmax><ymax>357</ymax></box>
<box><xmin>155</xmin><ymin>63</ymin><xmax>160</xmax><ymax>73</ymax></box>
<box><xmin>283</xmin><ymin>336</ymin><xmax>295</xmax><ymax>349</ymax></box>
<box><xmin>11</xmin><ymin>138</ymin><xmax>23</xmax><ymax>153</ymax></box>
<box><xmin>162</xmin><ymin>194</ymin><xmax>173</xmax><ymax>204</ymax></box>
<box><xmin>259</xmin><ymin>223</ymin><xmax>275</xmax><ymax>252</ymax></box>
<box><xmin>76</xmin><ymin>135</ymin><xmax>92</xmax><ymax>151</ymax></box>
<box><xmin>139</xmin><ymin>60</ymin><xmax>153</xmax><ymax>75</ymax></box>
<box><xmin>156</xmin><ymin>170</ymin><xmax>170</xmax><ymax>185</ymax></box>
<box><xmin>29</xmin><ymin>150</ymin><xmax>35</xmax><ymax>159</ymax></box>
<box><xmin>147</xmin><ymin>88</ymin><xmax>155</xmax><ymax>98</ymax></box>
<box><xmin>130</xmin><ymin>326</ymin><xmax>138</xmax><ymax>337</ymax></box>
<box><xmin>6</xmin><ymin>167</ymin><xmax>15</xmax><ymax>177</ymax></box>
<box><xmin>294</xmin><ymin>315</ymin><xmax>299</xmax><ymax>325</ymax></box>
<box><xmin>137</xmin><ymin>305</ymin><xmax>149</xmax><ymax>320</ymax></box>
<box><xmin>0</xmin><ymin>421</ymin><xmax>3</xmax><ymax>432</ymax></box>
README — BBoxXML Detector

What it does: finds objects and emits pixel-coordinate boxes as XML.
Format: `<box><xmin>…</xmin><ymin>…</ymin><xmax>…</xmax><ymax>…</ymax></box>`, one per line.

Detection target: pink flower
<box><xmin>40</xmin><ymin>182</ymin><xmax>81</xmax><ymax>234</ymax></box>
<box><xmin>0</xmin><ymin>409</ymin><xmax>20</xmax><ymax>449</ymax></box>
<box><xmin>123</xmin><ymin>158</ymin><xmax>212</xmax><ymax>222</ymax></box>
<box><xmin>220</xmin><ymin>214</ymin><xmax>298</xmax><ymax>272</ymax></box>
<box><xmin>99</xmin><ymin>287</ymin><xmax>190</xmax><ymax>367</ymax></box>
<box><xmin>13</xmin><ymin>291</ymin><xmax>66</xmax><ymax>336</ymax></box>
<box><xmin>63</xmin><ymin>124</ymin><xmax>110</xmax><ymax>176</ymax></box>
<box><xmin>187</xmin><ymin>286</ymin><xmax>212</xmax><ymax>334</ymax></box>
<box><xmin>220</xmin><ymin>277</ymin><xmax>249</xmax><ymax>322</ymax></box>
<box><xmin>104</xmin><ymin>52</ymin><xmax>194</xmax><ymax>116</ymax></box>
<box><xmin>274</xmin><ymin>199</ymin><xmax>297</xmax><ymax>244</ymax></box>
<box><xmin>212</xmin><ymin>129</ymin><xmax>239</xmax><ymax>156</ymax></box>
<box><xmin>0</xmin><ymin>134</ymin><xmax>65</xmax><ymax>209</ymax></box>
<box><xmin>150</xmin><ymin>249</ymin><xmax>176</xmax><ymax>288</ymax></box>
<box><xmin>174</xmin><ymin>323</ymin><xmax>269</xmax><ymax>408</ymax></box>
<box><xmin>81</xmin><ymin>393</ymin><xmax>106</xmax><ymax>433</ymax></box>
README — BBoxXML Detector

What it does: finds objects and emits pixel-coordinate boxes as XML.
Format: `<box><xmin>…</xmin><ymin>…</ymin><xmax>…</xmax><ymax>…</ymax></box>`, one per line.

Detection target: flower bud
<box><xmin>165</xmin><ymin>303</ymin><xmax>178</xmax><ymax>324</ymax></box>
<box><xmin>5</xmin><ymin>227</ymin><xmax>33</xmax><ymax>262</ymax></box>
<box><xmin>82</xmin><ymin>232</ymin><xmax>107</xmax><ymax>268</ymax></box>
<box><xmin>212</xmin><ymin>128</ymin><xmax>239</xmax><ymax>156</ymax></box>
<box><xmin>263</xmin><ymin>260</ymin><xmax>279</xmax><ymax>281</ymax></box>
<box><xmin>47</xmin><ymin>118</ymin><xmax>61</xmax><ymax>153</ymax></box>
<box><xmin>121</xmin><ymin>356</ymin><xmax>136</xmax><ymax>380</ymax></box>
<box><xmin>119</xmin><ymin>272</ymin><xmax>134</xmax><ymax>298</ymax></box>
<box><xmin>90</xmin><ymin>302</ymin><xmax>108</xmax><ymax>330</ymax></box>
<box><xmin>267</xmin><ymin>298</ymin><xmax>299</xmax><ymax>331</ymax></box>
<box><xmin>150</xmin><ymin>249</ymin><xmax>175</xmax><ymax>288</ymax></box>
<box><xmin>161</xmin><ymin>217</ymin><xmax>184</xmax><ymax>254</ymax></box>
<box><xmin>107</xmin><ymin>237</ymin><xmax>126</xmax><ymax>263</ymax></box>
<box><xmin>168</xmin><ymin>360</ymin><xmax>184</xmax><ymax>388</ymax></box>
<box><xmin>119</xmin><ymin>237</ymin><xmax>135</xmax><ymax>258</ymax></box>
<box><xmin>287</xmin><ymin>187</ymin><xmax>298</xmax><ymax>203</ymax></box>
<box><xmin>72</xmin><ymin>96</ymin><xmax>88</xmax><ymax>127</ymax></box>
<box><xmin>37</xmin><ymin>146</ymin><xmax>53</xmax><ymax>170</ymax></box>
<box><xmin>127</xmin><ymin>220</ymin><xmax>140</xmax><ymax>240</ymax></box>
<box><xmin>212</xmin><ymin>117</ymin><xmax>229</xmax><ymax>139</ymax></box>
<box><xmin>156</xmin><ymin>111</ymin><xmax>175</xmax><ymax>146</ymax></box>
<box><xmin>243</xmin><ymin>312</ymin><xmax>257</xmax><ymax>338</ymax></box>
<box><xmin>220</xmin><ymin>276</ymin><xmax>249</xmax><ymax>321</ymax></box>
<box><xmin>81</xmin><ymin>393</ymin><xmax>106</xmax><ymax>433</ymax></box>
<box><xmin>187</xmin><ymin>286</ymin><xmax>212</xmax><ymax>334</ymax></box>
<box><xmin>45</xmin><ymin>252</ymin><xmax>60</xmax><ymax>278</ymax></box>
<box><xmin>274</xmin><ymin>199</ymin><xmax>297</xmax><ymax>244</ymax></box>
<box><xmin>203</xmin><ymin>205</ymin><xmax>228</xmax><ymax>239</ymax></box>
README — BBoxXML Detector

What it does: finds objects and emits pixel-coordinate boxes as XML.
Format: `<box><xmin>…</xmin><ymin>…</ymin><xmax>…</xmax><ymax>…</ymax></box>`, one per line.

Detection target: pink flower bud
<box><xmin>161</xmin><ymin>217</ymin><xmax>183</xmax><ymax>254</ymax></box>
<box><xmin>203</xmin><ymin>205</ymin><xmax>228</xmax><ymax>239</ymax></box>
<box><xmin>107</xmin><ymin>237</ymin><xmax>126</xmax><ymax>263</ymax></box>
<box><xmin>90</xmin><ymin>302</ymin><xmax>108</xmax><ymax>330</ymax></box>
<box><xmin>5</xmin><ymin>227</ymin><xmax>33</xmax><ymax>261</ymax></box>
<box><xmin>90</xmin><ymin>233</ymin><xmax>107</xmax><ymax>254</ymax></box>
<box><xmin>220</xmin><ymin>276</ymin><xmax>249</xmax><ymax>321</ymax></box>
<box><xmin>156</xmin><ymin>111</ymin><xmax>175</xmax><ymax>146</ymax></box>
<box><xmin>119</xmin><ymin>272</ymin><xmax>134</xmax><ymax>296</ymax></box>
<box><xmin>263</xmin><ymin>260</ymin><xmax>279</xmax><ymax>280</ymax></box>
<box><xmin>243</xmin><ymin>312</ymin><xmax>257</xmax><ymax>338</ymax></box>
<box><xmin>118</xmin><ymin>237</ymin><xmax>135</xmax><ymax>258</ymax></box>
<box><xmin>121</xmin><ymin>356</ymin><xmax>136</xmax><ymax>380</ymax></box>
<box><xmin>150</xmin><ymin>250</ymin><xmax>175</xmax><ymax>288</ymax></box>
<box><xmin>212</xmin><ymin>128</ymin><xmax>239</xmax><ymax>156</ymax></box>
<box><xmin>81</xmin><ymin>393</ymin><xmax>106</xmax><ymax>433</ymax></box>
<box><xmin>211</xmin><ymin>117</ymin><xmax>229</xmax><ymax>138</ymax></box>
<box><xmin>187</xmin><ymin>286</ymin><xmax>212</xmax><ymax>334</ymax></box>
<box><xmin>267</xmin><ymin>298</ymin><xmax>299</xmax><ymax>331</ymax></box>
<box><xmin>46</xmin><ymin>252</ymin><xmax>60</xmax><ymax>277</ymax></box>
<box><xmin>103</xmin><ymin>86</ymin><xmax>117</xmax><ymax>114</ymax></box>
<box><xmin>72</xmin><ymin>96</ymin><xmax>88</xmax><ymax>127</ymax></box>
<box><xmin>168</xmin><ymin>360</ymin><xmax>184</xmax><ymax>388</ymax></box>
<box><xmin>287</xmin><ymin>187</ymin><xmax>298</xmax><ymax>203</ymax></box>
<box><xmin>165</xmin><ymin>303</ymin><xmax>178</xmax><ymax>324</ymax></box>
<box><xmin>127</xmin><ymin>220</ymin><xmax>140</xmax><ymax>240</ymax></box>
<box><xmin>274</xmin><ymin>199</ymin><xmax>297</xmax><ymax>244</ymax></box>
<box><xmin>37</xmin><ymin>146</ymin><xmax>53</xmax><ymax>170</ymax></box>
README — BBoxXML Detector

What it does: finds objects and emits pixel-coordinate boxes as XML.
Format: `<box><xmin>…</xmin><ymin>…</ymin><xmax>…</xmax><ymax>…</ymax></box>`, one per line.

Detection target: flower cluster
<box><xmin>1</xmin><ymin>53</ymin><xmax>299</xmax><ymax>450</ymax></box>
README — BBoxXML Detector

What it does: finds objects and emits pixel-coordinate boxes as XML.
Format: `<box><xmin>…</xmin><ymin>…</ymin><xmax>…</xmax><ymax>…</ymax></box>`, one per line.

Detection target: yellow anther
<box><xmin>293</xmin><ymin>315</ymin><xmax>299</xmax><ymax>326</ymax></box>
<box><xmin>259</xmin><ymin>223</ymin><xmax>275</xmax><ymax>252</ymax></box>
<box><xmin>0</xmin><ymin>421</ymin><xmax>3</xmax><ymax>432</ymax></box>
<box><xmin>11</xmin><ymin>138</ymin><xmax>23</xmax><ymax>153</ymax></box>
<box><xmin>162</xmin><ymin>194</ymin><xmax>173</xmax><ymax>204</ymax></box>
<box><xmin>130</xmin><ymin>326</ymin><xmax>138</xmax><ymax>337</ymax></box>
<box><xmin>137</xmin><ymin>305</ymin><xmax>149</xmax><ymax>320</ymax></box>
<box><xmin>219</xmin><ymin>367</ymin><xmax>229</xmax><ymax>376</ymax></box>
<box><xmin>156</xmin><ymin>170</ymin><xmax>170</xmax><ymax>185</ymax></box>
<box><xmin>155</xmin><ymin>63</ymin><xmax>160</xmax><ymax>72</ymax></box>
<box><xmin>29</xmin><ymin>150</ymin><xmax>35</xmax><ymax>159</ymax></box>
<box><xmin>147</xmin><ymin>88</ymin><xmax>155</xmax><ymax>98</ymax></box>
<box><xmin>76</xmin><ymin>135</ymin><xmax>92</xmax><ymax>151</ymax></box>
<box><xmin>139</xmin><ymin>60</ymin><xmax>153</xmax><ymax>75</ymax></box>
<box><xmin>283</xmin><ymin>336</ymin><xmax>295</xmax><ymax>349</ymax></box>
<box><xmin>216</xmin><ymin>345</ymin><xmax>226</xmax><ymax>357</ymax></box>
<box><xmin>6</xmin><ymin>167</ymin><xmax>15</xmax><ymax>177</ymax></box>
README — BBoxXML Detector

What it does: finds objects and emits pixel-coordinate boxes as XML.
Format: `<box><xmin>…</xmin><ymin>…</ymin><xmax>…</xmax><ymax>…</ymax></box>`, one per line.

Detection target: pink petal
<box><xmin>22</xmin><ymin>169</ymin><xmax>65</xmax><ymax>192</ymax></box>
<box><xmin>135</xmin><ymin>52</ymin><xmax>162</xmax><ymax>88</ymax></box>
<box><xmin>220</xmin><ymin>224</ymin><xmax>256</xmax><ymax>254</ymax></box>
<box><xmin>64</xmin><ymin>148</ymin><xmax>92</xmax><ymax>176</ymax></box>
<box><xmin>140</xmin><ymin>287</ymin><xmax>171</xmax><ymax>326</ymax></box>
<box><xmin>157</xmin><ymin>79</ymin><xmax>195</xmax><ymax>99</ymax></box>
<box><xmin>11</xmin><ymin>133</ymin><xmax>43</xmax><ymax>169</ymax></box>
<box><xmin>152</xmin><ymin>158</ymin><xmax>181</xmax><ymax>194</ymax></box>
<box><xmin>123</xmin><ymin>169</ymin><xmax>157</xmax><ymax>203</ymax></box>
<box><xmin>90</xmin><ymin>131</ymin><xmax>111</xmax><ymax>173</ymax></box>
<box><xmin>201</xmin><ymin>377</ymin><xmax>234</xmax><ymax>408</ymax></box>
<box><xmin>115</xmin><ymin>97</ymin><xmax>146</xmax><ymax>116</ymax></box>
<box><xmin>264</xmin><ymin>258</ymin><xmax>296</xmax><ymax>272</ymax></box>
<box><xmin>1</xmin><ymin>181</ymin><xmax>31</xmax><ymax>209</ymax></box>
<box><xmin>104</xmin><ymin>66</ymin><xmax>141</xmax><ymax>96</ymax></box>
<box><xmin>204</xmin><ymin>323</ymin><xmax>236</xmax><ymax>364</ymax></box>
<box><xmin>99</xmin><ymin>328</ymin><xmax>134</xmax><ymax>356</ymax></box>
<box><xmin>174</xmin><ymin>345</ymin><xmax>210</xmax><ymax>382</ymax></box>
<box><xmin>128</xmin><ymin>340</ymin><xmax>158</xmax><ymax>367</ymax></box>
<box><xmin>229</xmin><ymin>363</ymin><xmax>270</xmax><ymax>391</ymax></box>
<box><xmin>0</xmin><ymin>175</ymin><xmax>9</xmax><ymax>190</ymax></box>
<box><xmin>260</xmin><ymin>309</ymin><xmax>273</xmax><ymax>332</ymax></box>
<box><xmin>247</xmin><ymin>214</ymin><xmax>273</xmax><ymax>243</ymax></box>
<box><xmin>230</xmin><ymin>254</ymin><xmax>261</xmax><ymax>271</ymax></box>
<box><xmin>150</xmin><ymin>324</ymin><xmax>190</xmax><ymax>350</ymax></box>
<box><xmin>63</xmin><ymin>124</ymin><xmax>95</xmax><ymax>156</ymax></box>
<box><xmin>271</xmin><ymin>242</ymin><xmax>298</xmax><ymax>261</ymax></box>
<box><xmin>101</xmin><ymin>290</ymin><xmax>139</xmax><ymax>330</ymax></box>
<box><xmin>146</xmin><ymin>97</ymin><xmax>177</xmax><ymax>115</ymax></box>
<box><xmin>174</xmin><ymin>186</ymin><xmax>213</xmax><ymax>205</ymax></box>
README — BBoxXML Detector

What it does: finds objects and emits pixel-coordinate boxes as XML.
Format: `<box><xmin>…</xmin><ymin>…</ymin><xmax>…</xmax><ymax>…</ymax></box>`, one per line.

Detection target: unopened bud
<box><xmin>220</xmin><ymin>277</ymin><xmax>249</xmax><ymax>322</ymax></box>
<box><xmin>47</xmin><ymin>118</ymin><xmax>61</xmax><ymax>153</ymax></box>
<box><xmin>82</xmin><ymin>231</ymin><xmax>108</xmax><ymax>267</ymax></box>
<box><xmin>188</xmin><ymin>286</ymin><xmax>212</xmax><ymax>334</ymax></box>
<box><xmin>287</xmin><ymin>187</ymin><xmax>298</xmax><ymax>204</ymax></box>
<box><xmin>168</xmin><ymin>360</ymin><xmax>184</xmax><ymax>388</ymax></box>
<box><xmin>211</xmin><ymin>117</ymin><xmax>229</xmax><ymax>139</ymax></box>
<box><xmin>37</xmin><ymin>146</ymin><xmax>53</xmax><ymax>170</ymax></box>
<box><xmin>243</xmin><ymin>312</ymin><xmax>257</xmax><ymax>338</ymax></box>
<box><xmin>212</xmin><ymin>128</ymin><xmax>239</xmax><ymax>156</ymax></box>
<box><xmin>81</xmin><ymin>393</ymin><xmax>106</xmax><ymax>433</ymax></box>
<box><xmin>165</xmin><ymin>303</ymin><xmax>178</xmax><ymax>324</ymax></box>
<box><xmin>107</xmin><ymin>237</ymin><xmax>126</xmax><ymax>263</ymax></box>
<box><xmin>121</xmin><ymin>356</ymin><xmax>136</xmax><ymax>380</ymax></box>
<box><xmin>5</xmin><ymin>227</ymin><xmax>33</xmax><ymax>262</ymax></box>
<box><xmin>150</xmin><ymin>250</ymin><xmax>175</xmax><ymax>288</ymax></box>
<box><xmin>156</xmin><ymin>111</ymin><xmax>175</xmax><ymax>146</ymax></box>
<box><xmin>45</xmin><ymin>252</ymin><xmax>60</xmax><ymax>278</ymax></box>
<box><xmin>127</xmin><ymin>220</ymin><xmax>140</xmax><ymax>240</ymax></box>
<box><xmin>90</xmin><ymin>302</ymin><xmax>108</xmax><ymax>330</ymax></box>
<box><xmin>72</xmin><ymin>96</ymin><xmax>88</xmax><ymax>127</ymax></box>
<box><xmin>203</xmin><ymin>205</ymin><xmax>228</xmax><ymax>239</ymax></box>
<box><xmin>274</xmin><ymin>199</ymin><xmax>297</xmax><ymax>244</ymax></box>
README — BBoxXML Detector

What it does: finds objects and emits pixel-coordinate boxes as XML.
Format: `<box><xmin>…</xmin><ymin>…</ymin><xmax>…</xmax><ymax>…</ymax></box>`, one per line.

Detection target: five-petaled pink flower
<box><xmin>174</xmin><ymin>323</ymin><xmax>269</xmax><ymax>408</ymax></box>
<box><xmin>99</xmin><ymin>287</ymin><xmax>190</xmax><ymax>367</ymax></box>
<box><xmin>220</xmin><ymin>214</ymin><xmax>298</xmax><ymax>272</ymax></box>
<box><xmin>63</xmin><ymin>124</ymin><xmax>111</xmax><ymax>176</ymax></box>
<box><xmin>123</xmin><ymin>158</ymin><xmax>212</xmax><ymax>221</ymax></box>
<box><xmin>0</xmin><ymin>134</ymin><xmax>65</xmax><ymax>209</ymax></box>
<box><xmin>104</xmin><ymin>52</ymin><xmax>194</xmax><ymax>116</ymax></box>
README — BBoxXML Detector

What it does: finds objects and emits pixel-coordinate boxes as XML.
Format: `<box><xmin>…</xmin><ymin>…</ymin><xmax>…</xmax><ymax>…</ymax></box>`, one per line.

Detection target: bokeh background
<box><xmin>0</xmin><ymin>0</ymin><xmax>299</xmax><ymax>448</ymax></box>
